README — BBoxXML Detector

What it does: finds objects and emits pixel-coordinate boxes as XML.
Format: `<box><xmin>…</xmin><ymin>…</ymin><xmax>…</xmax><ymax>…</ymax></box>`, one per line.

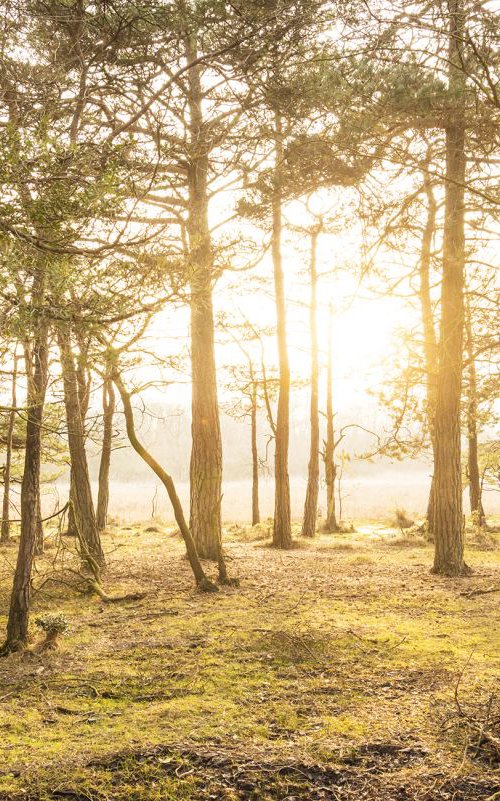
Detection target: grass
<box><xmin>0</xmin><ymin>521</ymin><xmax>499</xmax><ymax>800</ymax></box>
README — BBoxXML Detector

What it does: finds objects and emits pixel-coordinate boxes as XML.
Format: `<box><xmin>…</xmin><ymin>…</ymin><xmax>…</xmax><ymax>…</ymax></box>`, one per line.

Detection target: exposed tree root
<box><xmin>196</xmin><ymin>577</ymin><xmax>219</xmax><ymax>593</ymax></box>
<box><xmin>86</xmin><ymin>580</ymin><xmax>148</xmax><ymax>603</ymax></box>
<box><xmin>218</xmin><ymin>575</ymin><xmax>240</xmax><ymax>587</ymax></box>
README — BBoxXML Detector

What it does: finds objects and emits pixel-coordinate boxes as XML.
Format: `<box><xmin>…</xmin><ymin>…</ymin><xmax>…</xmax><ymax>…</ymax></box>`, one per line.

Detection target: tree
<box><xmin>301</xmin><ymin>221</ymin><xmax>322</xmax><ymax>537</ymax></box>
<box><xmin>221</xmin><ymin>317</ymin><xmax>279</xmax><ymax>528</ymax></box>
<box><xmin>1</xmin><ymin>351</ymin><xmax>18</xmax><ymax>544</ymax></box>
<box><xmin>431</xmin><ymin>0</ymin><xmax>469</xmax><ymax>576</ymax></box>
<box><xmin>111</xmin><ymin>367</ymin><xmax>222</xmax><ymax>592</ymax></box>
<box><xmin>57</xmin><ymin>327</ymin><xmax>105</xmax><ymax>570</ymax></box>
<box><xmin>323</xmin><ymin>303</ymin><xmax>340</xmax><ymax>533</ymax></box>
<box><xmin>1</xmin><ymin>266</ymin><xmax>49</xmax><ymax>653</ymax></box>
<box><xmin>96</xmin><ymin>375</ymin><xmax>116</xmax><ymax>532</ymax></box>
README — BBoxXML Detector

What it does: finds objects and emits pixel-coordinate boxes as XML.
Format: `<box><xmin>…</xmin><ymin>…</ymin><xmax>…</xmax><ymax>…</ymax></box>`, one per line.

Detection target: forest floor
<box><xmin>0</xmin><ymin>520</ymin><xmax>499</xmax><ymax>801</ymax></box>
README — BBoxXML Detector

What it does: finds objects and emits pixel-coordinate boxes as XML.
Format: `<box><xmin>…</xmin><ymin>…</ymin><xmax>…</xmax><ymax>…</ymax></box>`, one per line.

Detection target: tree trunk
<box><xmin>35</xmin><ymin>489</ymin><xmax>43</xmax><ymax>555</ymax></box>
<box><xmin>66</xmin><ymin>471</ymin><xmax>77</xmax><ymax>536</ymax></box>
<box><xmin>251</xmin><ymin>380</ymin><xmax>260</xmax><ymax>526</ymax></box>
<box><xmin>432</xmin><ymin>0</ymin><xmax>468</xmax><ymax>576</ymax></box>
<box><xmin>1</xmin><ymin>353</ymin><xmax>18</xmax><ymax>544</ymax></box>
<box><xmin>302</xmin><ymin>228</ymin><xmax>320</xmax><ymax>538</ymax></box>
<box><xmin>66</xmin><ymin>340</ymin><xmax>91</xmax><ymax>536</ymax></box>
<box><xmin>419</xmin><ymin>173</ymin><xmax>439</xmax><ymax>536</ymax></box>
<box><xmin>113</xmin><ymin>371</ymin><xmax>218</xmax><ymax>592</ymax></box>
<box><xmin>2</xmin><ymin>310</ymin><xmax>48</xmax><ymax>653</ymax></box>
<box><xmin>323</xmin><ymin>303</ymin><xmax>339</xmax><ymax>532</ymax></box>
<box><xmin>272</xmin><ymin>113</ymin><xmax>292</xmax><ymax>549</ymax></box>
<box><xmin>96</xmin><ymin>377</ymin><xmax>115</xmax><ymax>532</ymax></box>
<box><xmin>58</xmin><ymin>330</ymin><xmax>105</xmax><ymax>570</ymax></box>
<box><xmin>185</xmin><ymin>34</ymin><xmax>223</xmax><ymax>562</ymax></box>
<box><xmin>465</xmin><ymin>299</ymin><xmax>486</xmax><ymax>527</ymax></box>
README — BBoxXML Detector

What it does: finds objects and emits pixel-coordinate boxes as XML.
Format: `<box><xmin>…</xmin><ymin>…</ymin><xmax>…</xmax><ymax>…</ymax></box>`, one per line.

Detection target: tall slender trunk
<box><xmin>66</xmin><ymin>472</ymin><xmax>77</xmax><ymax>536</ymax></box>
<box><xmin>302</xmin><ymin>228</ymin><xmax>320</xmax><ymax>538</ymax></box>
<box><xmin>432</xmin><ymin>0</ymin><xmax>468</xmax><ymax>576</ymax></box>
<box><xmin>251</xmin><ymin>378</ymin><xmax>260</xmax><ymax>526</ymax></box>
<box><xmin>66</xmin><ymin>340</ymin><xmax>91</xmax><ymax>536</ymax></box>
<box><xmin>35</xmin><ymin>490</ymin><xmax>43</xmax><ymax>555</ymax></box>
<box><xmin>58</xmin><ymin>330</ymin><xmax>105</xmax><ymax>570</ymax></box>
<box><xmin>272</xmin><ymin>112</ymin><xmax>292</xmax><ymax>549</ymax></box>
<box><xmin>465</xmin><ymin>299</ymin><xmax>486</xmax><ymax>527</ymax></box>
<box><xmin>324</xmin><ymin>303</ymin><xmax>339</xmax><ymax>532</ymax></box>
<box><xmin>96</xmin><ymin>377</ymin><xmax>115</xmax><ymax>532</ymax></box>
<box><xmin>419</xmin><ymin>174</ymin><xmax>439</xmax><ymax>534</ymax></box>
<box><xmin>185</xmin><ymin>34</ymin><xmax>223</xmax><ymax>562</ymax></box>
<box><xmin>1</xmin><ymin>353</ymin><xmax>18</xmax><ymax>543</ymax></box>
<box><xmin>2</xmin><ymin>279</ymin><xmax>48</xmax><ymax>653</ymax></box>
<box><xmin>23</xmin><ymin>342</ymin><xmax>44</xmax><ymax>559</ymax></box>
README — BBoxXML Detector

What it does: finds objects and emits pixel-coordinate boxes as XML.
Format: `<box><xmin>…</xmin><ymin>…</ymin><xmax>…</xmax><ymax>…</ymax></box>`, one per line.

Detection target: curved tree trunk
<box><xmin>272</xmin><ymin>113</ymin><xmax>292</xmax><ymax>549</ymax></box>
<box><xmin>1</xmin><ymin>353</ymin><xmax>18</xmax><ymax>544</ymax></box>
<box><xmin>2</xmin><ymin>300</ymin><xmax>48</xmax><ymax>653</ymax></box>
<box><xmin>96</xmin><ymin>377</ymin><xmax>115</xmax><ymax>532</ymax></box>
<box><xmin>185</xmin><ymin>33</ymin><xmax>223</xmax><ymax>562</ymax></box>
<box><xmin>112</xmin><ymin>371</ymin><xmax>218</xmax><ymax>592</ymax></box>
<box><xmin>302</xmin><ymin>228</ymin><xmax>320</xmax><ymax>538</ymax></box>
<box><xmin>432</xmin><ymin>0</ymin><xmax>468</xmax><ymax>576</ymax></box>
<box><xmin>58</xmin><ymin>329</ymin><xmax>105</xmax><ymax>570</ymax></box>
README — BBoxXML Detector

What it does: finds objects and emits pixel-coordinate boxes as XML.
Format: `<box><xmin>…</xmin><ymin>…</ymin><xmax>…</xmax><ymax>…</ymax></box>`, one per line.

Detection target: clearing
<box><xmin>0</xmin><ymin>522</ymin><xmax>499</xmax><ymax>800</ymax></box>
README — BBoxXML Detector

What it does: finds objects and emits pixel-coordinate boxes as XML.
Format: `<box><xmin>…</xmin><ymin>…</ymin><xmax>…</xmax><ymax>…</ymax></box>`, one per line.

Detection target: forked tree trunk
<box><xmin>251</xmin><ymin>380</ymin><xmax>260</xmax><ymax>526</ymax></box>
<box><xmin>96</xmin><ymin>377</ymin><xmax>115</xmax><ymax>532</ymax></box>
<box><xmin>419</xmin><ymin>173</ymin><xmax>439</xmax><ymax>535</ymax></box>
<box><xmin>185</xmin><ymin>34</ymin><xmax>223</xmax><ymax>562</ymax></box>
<box><xmin>1</xmin><ymin>353</ymin><xmax>18</xmax><ymax>544</ymax></box>
<box><xmin>302</xmin><ymin>228</ymin><xmax>320</xmax><ymax>538</ymax></box>
<box><xmin>432</xmin><ymin>0</ymin><xmax>468</xmax><ymax>576</ymax></box>
<box><xmin>2</xmin><ymin>304</ymin><xmax>48</xmax><ymax>653</ymax></box>
<box><xmin>323</xmin><ymin>304</ymin><xmax>339</xmax><ymax>532</ymax></box>
<box><xmin>272</xmin><ymin>113</ymin><xmax>292</xmax><ymax>549</ymax></box>
<box><xmin>58</xmin><ymin>331</ymin><xmax>105</xmax><ymax>570</ymax></box>
<box><xmin>465</xmin><ymin>300</ymin><xmax>486</xmax><ymax>527</ymax></box>
<box><xmin>112</xmin><ymin>371</ymin><xmax>218</xmax><ymax>592</ymax></box>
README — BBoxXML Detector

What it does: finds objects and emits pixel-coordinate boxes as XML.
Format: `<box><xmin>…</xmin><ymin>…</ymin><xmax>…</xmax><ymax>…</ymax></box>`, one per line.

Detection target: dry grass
<box><xmin>0</xmin><ymin>521</ymin><xmax>499</xmax><ymax>800</ymax></box>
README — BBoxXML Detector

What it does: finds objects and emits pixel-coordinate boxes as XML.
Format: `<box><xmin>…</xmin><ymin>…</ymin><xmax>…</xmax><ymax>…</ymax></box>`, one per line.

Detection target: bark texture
<box><xmin>432</xmin><ymin>0</ymin><xmax>468</xmax><ymax>576</ymax></box>
<box><xmin>2</xmin><ymin>306</ymin><xmax>48</xmax><ymax>652</ymax></box>
<box><xmin>186</xmin><ymin>34</ymin><xmax>223</xmax><ymax>561</ymax></box>
<box><xmin>58</xmin><ymin>330</ymin><xmax>105</xmax><ymax>570</ymax></box>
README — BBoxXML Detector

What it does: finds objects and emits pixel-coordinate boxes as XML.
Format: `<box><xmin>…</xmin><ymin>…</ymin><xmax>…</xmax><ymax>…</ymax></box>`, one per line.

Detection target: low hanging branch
<box><xmin>111</xmin><ymin>369</ymin><xmax>218</xmax><ymax>593</ymax></box>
